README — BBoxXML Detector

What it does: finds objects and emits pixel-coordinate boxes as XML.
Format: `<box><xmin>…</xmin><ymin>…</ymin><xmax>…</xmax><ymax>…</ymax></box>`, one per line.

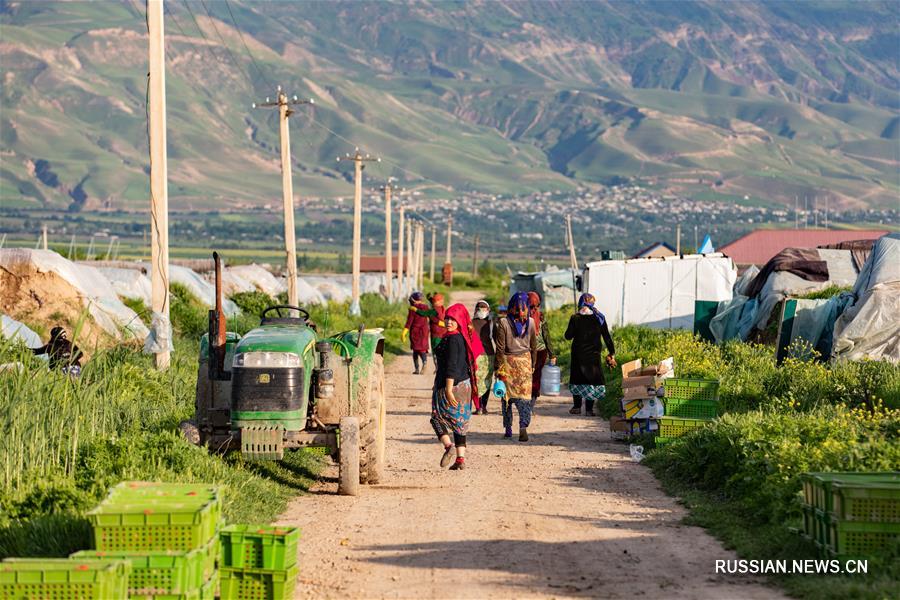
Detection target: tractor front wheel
<box><xmin>338</xmin><ymin>416</ymin><xmax>360</xmax><ymax>496</ymax></box>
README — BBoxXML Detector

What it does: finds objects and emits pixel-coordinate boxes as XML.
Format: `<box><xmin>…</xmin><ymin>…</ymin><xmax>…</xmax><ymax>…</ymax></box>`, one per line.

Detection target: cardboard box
<box><xmin>622</xmin><ymin>374</ymin><xmax>658</xmax><ymax>388</ymax></box>
<box><xmin>621</xmin><ymin>359</ymin><xmax>642</xmax><ymax>379</ymax></box>
<box><xmin>609</xmin><ymin>415</ymin><xmax>631</xmax><ymax>433</ymax></box>
<box><xmin>623</xmin><ymin>385</ymin><xmax>656</xmax><ymax>401</ymax></box>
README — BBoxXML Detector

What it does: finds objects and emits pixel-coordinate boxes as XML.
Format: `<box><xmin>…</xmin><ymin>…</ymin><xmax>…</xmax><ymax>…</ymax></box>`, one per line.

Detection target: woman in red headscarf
<box><xmin>527</xmin><ymin>292</ymin><xmax>555</xmax><ymax>402</ymax></box>
<box><xmin>430</xmin><ymin>303</ymin><xmax>484</xmax><ymax>470</ymax></box>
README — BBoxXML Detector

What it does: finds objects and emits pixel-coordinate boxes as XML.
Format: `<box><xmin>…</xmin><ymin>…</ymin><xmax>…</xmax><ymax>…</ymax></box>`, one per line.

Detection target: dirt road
<box><xmin>281</xmin><ymin>291</ymin><xmax>782</xmax><ymax>599</ymax></box>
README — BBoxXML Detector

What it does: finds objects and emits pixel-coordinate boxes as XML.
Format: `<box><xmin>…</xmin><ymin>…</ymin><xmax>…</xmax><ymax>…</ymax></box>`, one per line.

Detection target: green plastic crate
<box><xmin>219</xmin><ymin>565</ymin><xmax>298</xmax><ymax>600</ymax></box>
<box><xmin>128</xmin><ymin>571</ymin><xmax>218</xmax><ymax>600</ymax></box>
<box><xmin>800</xmin><ymin>472</ymin><xmax>899</xmax><ymax>513</ymax></box>
<box><xmin>220</xmin><ymin>525</ymin><xmax>300</xmax><ymax>570</ymax></box>
<box><xmin>104</xmin><ymin>482</ymin><xmax>221</xmax><ymax>507</ymax></box>
<box><xmin>88</xmin><ymin>499</ymin><xmax>219</xmax><ymax>552</ymax></box>
<box><xmin>827</xmin><ymin>518</ymin><xmax>900</xmax><ymax>558</ymax></box>
<box><xmin>663</xmin><ymin>397</ymin><xmax>719</xmax><ymax>419</ymax></box>
<box><xmin>663</xmin><ymin>378</ymin><xmax>720</xmax><ymax>402</ymax></box>
<box><xmin>832</xmin><ymin>482</ymin><xmax>900</xmax><ymax>523</ymax></box>
<box><xmin>1</xmin><ymin>558</ymin><xmax>130</xmax><ymax>600</ymax></box>
<box><xmin>657</xmin><ymin>417</ymin><xmax>711</xmax><ymax>439</ymax></box>
<box><xmin>71</xmin><ymin>535</ymin><xmax>217</xmax><ymax>595</ymax></box>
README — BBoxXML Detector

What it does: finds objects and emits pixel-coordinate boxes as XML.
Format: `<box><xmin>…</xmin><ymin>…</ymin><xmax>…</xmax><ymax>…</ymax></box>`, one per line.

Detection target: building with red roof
<box><xmin>720</xmin><ymin>229</ymin><xmax>888</xmax><ymax>267</ymax></box>
<box><xmin>359</xmin><ymin>256</ymin><xmax>401</xmax><ymax>272</ymax></box>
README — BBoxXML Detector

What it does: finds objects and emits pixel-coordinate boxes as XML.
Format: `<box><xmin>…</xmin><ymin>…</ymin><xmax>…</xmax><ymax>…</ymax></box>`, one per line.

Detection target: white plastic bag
<box><xmin>629</xmin><ymin>444</ymin><xmax>645</xmax><ymax>462</ymax></box>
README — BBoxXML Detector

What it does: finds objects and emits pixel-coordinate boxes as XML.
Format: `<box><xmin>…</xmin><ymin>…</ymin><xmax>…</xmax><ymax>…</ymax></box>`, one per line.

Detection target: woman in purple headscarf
<box><xmin>493</xmin><ymin>291</ymin><xmax>538</xmax><ymax>441</ymax></box>
<box><xmin>565</xmin><ymin>293</ymin><xmax>616</xmax><ymax>416</ymax></box>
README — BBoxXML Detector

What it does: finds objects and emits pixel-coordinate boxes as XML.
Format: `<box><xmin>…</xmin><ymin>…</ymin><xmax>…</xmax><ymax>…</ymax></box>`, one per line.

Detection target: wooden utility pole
<box><xmin>381</xmin><ymin>180</ymin><xmax>394</xmax><ymax>301</ymax></box>
<box><xmin>471</xmin><ymin>234</ymin><xmax>480</xmax><ymax>278</ymax></box>
<box><xmin>41</xmin><ymin>224</ymin><xmax>48</xmax><ymax>250</ymax></box>
<box><xmin>429</xmin><ymin>226</ymin><xmax>436</xmax><ymax>283</ymax></box>
<box><xmin>254</xmin><ymin>89</ymin><xmax>314</xmax><ymax>310</ymax></box>
<box><xmin>398</xmin><ymin>205</ymin><xmax>405</xmax><ymax>299</ymax></box>
<box><xmin>416</xmin><ymin>223</ymin><xmax>425</xmax><ymax>290</ymax></box>
<box><xmin>338</xmin><ymin>149</ymin><xmax>380</xmax><ymax>315</ymax></box>
<box><xmin>148</xmin><ymin>0</ymin><xmax>170</xmax><ymax>369</ymax></box>
<box><xmin>405</xmin><ymin>219</ymin><xmax>414</xmax><ymax>294</ymax></box>
<box><xmin>675</xmin><ymin>223</ymin><xmax>681</xmax><ymax>255</ymax></box>
<box><xmin>442</xmin><ymin>216</ymin><xmax>453</xmax><ymax>285</ymax></box>
<box><xmin>566</xmin><ymin>214</ymin><xmax>578</xmax><ymax>306</ymax></box>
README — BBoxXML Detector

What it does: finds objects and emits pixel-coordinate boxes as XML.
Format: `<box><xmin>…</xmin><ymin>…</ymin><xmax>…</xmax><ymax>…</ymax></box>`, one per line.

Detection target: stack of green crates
<box><xmin>0</xmin><ymin>558</ymin><xmax>131</xmax><ymax>599</ymax></box>
<box><xmin>77</xmin><ymin>482</ymin><xmax>223</xmax><ymax>599</ymax></box>
<box><xmin>656</xmin><ymin>378</ymin><xmax>720</xmax><ymax>446</ymax></box>
<box><xmin>218</xmin><ymin>524</ymin><xmax>300</xmax><ymax>600</ymax></box>
<box><xmin>799</xmin><ymin>472</ymin><xmax>900</xmax><ymax>559</ymax></box>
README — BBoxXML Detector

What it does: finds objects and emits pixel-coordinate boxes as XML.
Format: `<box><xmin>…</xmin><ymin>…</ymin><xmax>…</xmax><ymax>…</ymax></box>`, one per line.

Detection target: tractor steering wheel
<box><xmin>261</xmin><ymin>305</ymin><xmax>310</xmax><ymax>321</ymax></box>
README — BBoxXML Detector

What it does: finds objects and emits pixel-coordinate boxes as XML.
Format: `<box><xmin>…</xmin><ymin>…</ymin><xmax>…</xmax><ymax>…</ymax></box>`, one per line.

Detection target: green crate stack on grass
<box><xmin>218</xmin><ymin>524</ymin><xmax>300</xmax><ymax>600</ymax></box>
<box><xmin>78</xmin><ymin>481</ymin><xmax>223</xmax><ymax>599</ymax></box>
<box><xmin>0</xmin><ymin>558</ymin><xmax>131</xmax><ymax>599</ymax></box>
<box><xmin>656</xmin><ymin>378</ymin><xmax>720</xmax><ymax>446</ymax></box>
<box><xmin>798</xmin><ymin>472</ymin><xmax>900</xmax><ymax>559</ymax></box>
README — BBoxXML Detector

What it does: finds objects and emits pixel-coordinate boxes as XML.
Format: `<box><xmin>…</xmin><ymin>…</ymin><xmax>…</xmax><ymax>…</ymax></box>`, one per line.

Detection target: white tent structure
<box><xmin>582</xmin><ymin>253</ymin><xmax>736</xmax><ymax>329</ymax></box>
<box><xmin>832</xmin><ymin>233</ymin><xmax>900</xmax><ymax>363</ymax></box>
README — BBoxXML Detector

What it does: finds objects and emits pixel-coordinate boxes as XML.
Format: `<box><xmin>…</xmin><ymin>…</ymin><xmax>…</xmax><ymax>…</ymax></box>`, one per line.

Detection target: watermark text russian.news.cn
<box><xmin>716</xmin><ymin>559</ymin><xmax>868</xmax><ymax>575</ymax></box>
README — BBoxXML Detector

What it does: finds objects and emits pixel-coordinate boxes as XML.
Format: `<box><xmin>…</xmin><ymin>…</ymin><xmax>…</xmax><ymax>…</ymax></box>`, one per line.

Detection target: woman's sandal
<box><xmin>449</xmin><ymin>457</ymin><xmax>466</xmax><ymax>470</ymax></box>
<box><xmin>440</xmin><ymin>445</ymin><xmax>455</xmax><ymax>468</ymax></box>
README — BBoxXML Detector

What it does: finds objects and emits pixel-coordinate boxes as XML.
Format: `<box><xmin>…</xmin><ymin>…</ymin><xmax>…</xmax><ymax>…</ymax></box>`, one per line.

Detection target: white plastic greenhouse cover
<box><xmin>0</xmin><ymin>249</ymin><xmax>149</xmax><ymax>340</ymax></box>
<box><xmin>225</xmin><ymin>264</ymin><xmax>286</xmax><ymax>297</ymax></box>
<box><xmin>138</xmin><ymin>263</ymin><xmax>239</xmax><ymax>316</ymax></box>
<box><xmin>1</xmin><ymin>314</ymin><xmax>42</xmax><ymax>348</ymax></box>
<box><xmin>583</xmin><ymin>253</ymin><xmax>736</xmax><ymax>329</ymax></box>
<box><xmin>833</xmin><ymin>233</ymin><xmax>900</xmax><ymax>363</ymax></box>
<box><xmin>97</xmin><ymin>267</ymin><xmax>153</xmax><ymax>304</ymax></box>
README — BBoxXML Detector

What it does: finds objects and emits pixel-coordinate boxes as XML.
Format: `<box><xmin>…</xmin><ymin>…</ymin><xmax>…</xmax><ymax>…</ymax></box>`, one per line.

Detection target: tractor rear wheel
<box><xmin>358</xmin><ymin>354</ymin><xmax>386</xmax><ymax>484</ymax></box>
<box><xmin>338</xmin><ymin>416</ymin><xmax>360</xmax><ymax>496</ymax></box>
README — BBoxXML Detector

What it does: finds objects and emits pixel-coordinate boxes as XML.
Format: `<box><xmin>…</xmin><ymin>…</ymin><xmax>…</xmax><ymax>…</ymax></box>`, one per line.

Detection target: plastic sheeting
<box><xmin>510</xmin><ymin>267</ymin><xmax>579</xmax><ymax>311</ymax></box>
<box><xmin>833</xmin><ymin>233</ymin><xmax>900</xmax><ymax>362</ymax></box>
<box><xmin>710</xmin><ymin>248</ymin><xmax>860</xmax><ymax>344</ymax></box>
<box><xmin>224</xmin><ymin>264</ymin><xmax>286</xmax><ymax>297</ymax></box>
<box><xmin>97</xmin><ymin>267</ymin><xmax>152</xmax><ymax>303</ymax></box>
<box><xmin>137</xmin><ymin>263</ymin><xmax>239</xmax><ymax>316</ymax></box>
<box><xmin>1</xmin><ymin>314</ymin><xmax>42</xmax><ymax>348</ymax></box>
<box><xmin>0</xmin><ymin>249</ymin><xmax>148</xmax><ymax>340</ymax></box>
<box><xmin>583</xmin><ymin>254</ymin><xmax>736</xmax><ymax>329</ymax></box>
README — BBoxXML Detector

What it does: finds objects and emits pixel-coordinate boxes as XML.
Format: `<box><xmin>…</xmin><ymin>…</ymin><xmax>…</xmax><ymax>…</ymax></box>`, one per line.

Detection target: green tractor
<box><xmin>181</xmin><ymin>253</ymin><xmax>386</xmax><ymax>496</ymax></box>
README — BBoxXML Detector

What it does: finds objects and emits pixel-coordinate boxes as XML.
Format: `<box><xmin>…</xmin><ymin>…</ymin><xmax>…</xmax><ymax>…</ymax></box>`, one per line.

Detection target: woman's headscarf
<box><xmin>430</xmin><ymin>293</ymin><xmax>445</xmax><ymax>307</ymax></box>
<box><xmin>473</xmin><ymin>300</ymin><xmax>490</xmax><ymax>320</ymax></box>
<box><xmin>409</xmin><ymin>291</ymin><xmax>424</xmax><ymax>305</ymax></box>
<box><xmin>445</xmin><ymin>303</ymin><xmax>484</xmax><ymax>406</ymax></box>
<box><xmin>527</xmin><ymin>291</ymin><xmax>542</xmax><ymax>332</ymax></box>
<box><xmin>577</xmin><ymin>293</ymin><xmax>606</xmax><ymax>326</ymax></box>
<box><xmin>507</xmin><ymin>292</ymin><xmax>530</xmax><ymax>337</ymax></box>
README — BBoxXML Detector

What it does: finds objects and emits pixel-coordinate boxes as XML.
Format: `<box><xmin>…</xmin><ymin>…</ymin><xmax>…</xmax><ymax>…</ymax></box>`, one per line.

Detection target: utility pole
<box><xmin>443</xmin><ymin>216</ymin><xmax>453</xmax><ymax>286</ymax></box>
<box><xmin>417</xmin><ymin>223</ymin><xmax>426</xmax><ymax>290</ymax></box>
<box><xmin>675</xmin><ymin>223</ymin><xmax>681</xmax><ymax>255</ymax></box>
<box><xmin>566</xmin><ymin>214</ymin><xmax>579</xmax><ymax>306</ymax></box>
<box><xmin>429</xmin><ymin>225</ymin><xmax>436</xmax><ymax>283</ymax></box>
<box><xmin>42</xmin><ymin>224</ymin><xmax>48</xmax><ymax>250</ymax></box>
<box><xmin>398</xmin><ymin>205</ymin><xmax>405</xmax><ymax>299</ymax></box>
<box><xmin>148</xmin><ymin>0</ymin><xmax>170</xmax><ymax>369</ymax></box>
<box><xmin>694</xmin><ymin>225</ymin><xmax>698</xmax><ymax>251</ymax></box>
<box><xmin>405</xmin><ymin>218</ymin><xmax>414</xmax><ymax>294</ymax></box>
<box><xmin>411</xmin><ymin>222</ymin><xmax>421</xmax><ymax>291</ymax></box>
<box><xmin>381</xmin><ymin>180</ymin><xmax>395</xmax><ymax>301</ymax></box>
<box><xmin>471</xmin><ymin>234</ymin><xmax>479</xmax><ymax>278</ymax></box>
<box><xmin>338</xmin><ymin>148</ymin><xmax>380</xmax><ymax>315</ymax></box>
<box><xmin>254</xmin><ymin>88</ymin><xmax>314</xmax><ymax>311</ymax></box>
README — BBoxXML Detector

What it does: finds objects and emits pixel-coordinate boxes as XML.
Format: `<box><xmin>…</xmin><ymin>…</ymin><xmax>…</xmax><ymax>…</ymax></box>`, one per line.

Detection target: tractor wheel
<box><xmin>338</xmin><ymin>416</ymin><xmax>360</xmax><ymax>496</ymax></box>
<box><xmin>178</xmin><ymin>420</ymin><xmax>200</xmax><ymax>445</ymax></box>
<box><xmin>358</xmin><ymin>354</ymin><xmax>386</xmax><ymax>484</ymax></box>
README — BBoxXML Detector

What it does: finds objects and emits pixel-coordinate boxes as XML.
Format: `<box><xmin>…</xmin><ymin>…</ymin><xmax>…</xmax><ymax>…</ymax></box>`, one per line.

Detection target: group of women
<box><xmin>405</xmin><ymin>290</ymin><xmax>616</xmax><ymax>470</ymax></box>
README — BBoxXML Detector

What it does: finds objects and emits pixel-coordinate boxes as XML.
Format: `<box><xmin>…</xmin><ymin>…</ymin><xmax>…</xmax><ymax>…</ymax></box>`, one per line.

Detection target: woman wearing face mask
<box><xmin>431</xmin><ymin>303</ymin><xmax>484</xmax><ymax>470</ymax></box>
<box><xmin>471</xmin><ymin>300</ymin><xmax>495</xmax><ymax>414</ymax></box>
<box><xmin>493</xmin><ymin>292</ymin><xmax>538</xmax><ymax>441</ymax></box>
<box><xmin>565</xmin><ymin>293</ymin><xmax>616</xmax><ymax>416</ymax></box>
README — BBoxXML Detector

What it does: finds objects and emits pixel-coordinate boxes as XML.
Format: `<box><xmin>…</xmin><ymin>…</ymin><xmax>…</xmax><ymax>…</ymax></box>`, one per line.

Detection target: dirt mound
<box><xmin>1</xmin><ymin>261</ymin><xmax>128</xmax><ymax>354</ymax></box>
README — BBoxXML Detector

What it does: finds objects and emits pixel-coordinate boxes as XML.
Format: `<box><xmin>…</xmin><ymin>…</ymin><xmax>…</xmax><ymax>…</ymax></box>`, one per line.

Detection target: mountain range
<box><xmin>1</xmin><ymin>0</ymin><xmax>898</xmax><ymax>212</ymax></box>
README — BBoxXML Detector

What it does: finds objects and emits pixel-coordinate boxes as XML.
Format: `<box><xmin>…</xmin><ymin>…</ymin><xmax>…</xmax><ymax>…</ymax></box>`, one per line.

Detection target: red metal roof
<box><xmin>720</xmin><ymin>229</ymin><xmax>889</xmax><ymax>266</ymax></box>
<box><xmin>359</xmin><ymin>256</ymin><xmax>401</xmax><ymax>272</ymax></box>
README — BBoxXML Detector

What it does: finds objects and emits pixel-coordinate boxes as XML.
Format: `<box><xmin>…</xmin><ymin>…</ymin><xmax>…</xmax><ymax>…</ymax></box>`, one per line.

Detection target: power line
<box><xmin>198</xmin><ymin>0</ymin><xmax>262</xmax><ymax>89</ymax></box>
<box><xmin>222</xmin><ymin>0</ymin><xmax>275</xmax><ymax>90</ymax></box>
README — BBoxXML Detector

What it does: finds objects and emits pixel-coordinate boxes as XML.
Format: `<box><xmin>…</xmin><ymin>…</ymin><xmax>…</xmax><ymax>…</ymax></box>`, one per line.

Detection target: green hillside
<box><xmin>1</xmin><ymin>0</ymin><xmax>897</xmax><ymax>211</ymax></box>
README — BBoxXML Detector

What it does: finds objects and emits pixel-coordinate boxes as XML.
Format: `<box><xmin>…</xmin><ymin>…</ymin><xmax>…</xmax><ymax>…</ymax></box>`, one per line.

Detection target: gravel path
<box><xmin>279</xmin><ymin>291</ymin><xmax>783</xmax><ymax>599</ymax></box>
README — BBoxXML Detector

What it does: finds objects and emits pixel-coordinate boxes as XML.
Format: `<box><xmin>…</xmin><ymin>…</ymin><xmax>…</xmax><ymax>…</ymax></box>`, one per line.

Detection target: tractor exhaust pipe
<box><xmin>208</xmin><ymin>252</ymin><xmax>229</xmax><ymax>381</ymax></box>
